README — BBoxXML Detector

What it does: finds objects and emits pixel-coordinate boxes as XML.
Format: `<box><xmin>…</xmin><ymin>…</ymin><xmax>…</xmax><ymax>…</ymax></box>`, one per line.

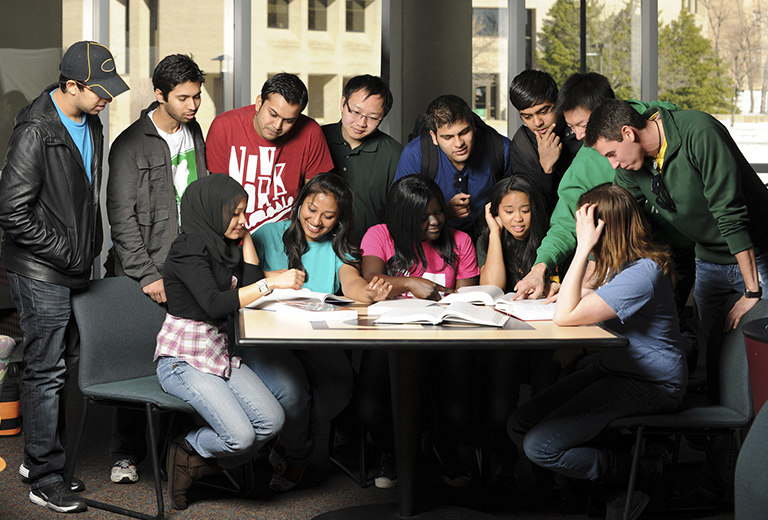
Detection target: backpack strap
<box><xmin>419</xmin><ymin>132</ymin><xmax>439</xmax><ymax>181</ymax></box>
<box><xmin>472</xmin><ymin>113</ymin><xmax>506</xmax><ymax>182</ymax></box>
<box><xmin>408</xmin><ymin>112</ymin><xmax>440</xmax><ymax>181</ymax></box>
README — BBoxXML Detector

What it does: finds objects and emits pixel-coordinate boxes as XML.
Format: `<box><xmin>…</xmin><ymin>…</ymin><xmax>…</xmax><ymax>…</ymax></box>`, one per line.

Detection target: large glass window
<box><xmin>252</xmin><ymin>0</ymin><xmax>382</xmax><ymax>126</ymax></box>
<box><xmin>308</xmin><ymin>0</ymin><xmax>329</xmax><ymax>31</ymax></box>
<box><xmin>268</xmin><ymin>0</ymin><xmax>290</xmax><ymax>29</ymax></box>
<box><xmin>471</xmin><ymin>2</ymin><xmax>510</xmax><ymax>135</ymax></box>
<box><xmin>0</xmin><ymin>3</ymin><xmax>70</xmax><ymax>161</ymax></box>
<box><xmin>106</xmin><ymin>0</ymin><xmax>226</xmax><ymax>142</ymax></box>
<box><xmin>473</xmin><ymin>8</ymin><xmax>501</xmax><ymax>37</ymax></box>
<box><xmin>663</xmin><ymin>1</ymin><xmax>768</xmax><ymax>165</ymax></box>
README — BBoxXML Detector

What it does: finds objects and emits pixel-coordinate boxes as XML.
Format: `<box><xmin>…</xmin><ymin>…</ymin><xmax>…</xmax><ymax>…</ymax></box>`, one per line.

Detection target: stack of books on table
<box><xmin>367</xmin><ymin>285</ymin><xmax>555</xmax><ymax>324</ymax></box>
<box><xmin>440</xmin><ymin>285</ymin><xmax>555</xmax><ymax>321</ymax></box>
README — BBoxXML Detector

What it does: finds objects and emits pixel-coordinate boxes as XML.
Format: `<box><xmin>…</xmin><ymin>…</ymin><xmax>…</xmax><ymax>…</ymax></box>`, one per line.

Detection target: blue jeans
<box><xmin>694</xmin><ymin>254</ymin><xmax>768</xmax><ymax>399</ymax></box>
<box><xmin>508</xmin><ymin>362</ymin><xmax>678</xmax><ymax>481</ymax></box>
<box><xmin>694</xmin><ymin>254</ymin><xmax>768</xmax><ymax>338</ymax></box>
<box><xmin>7</xmin><ymin>272</ymin><xmax>79</xmax><ymax>489</ymax></box>
<box><xmin>156</xmin><ymin>357</ymin><xmax>284</xmax><ymax>468</ymax></box>
<box><xmin>240</xmin><ymin>349</ymin><xmax>353</xmax><ymax>463</ymax></box>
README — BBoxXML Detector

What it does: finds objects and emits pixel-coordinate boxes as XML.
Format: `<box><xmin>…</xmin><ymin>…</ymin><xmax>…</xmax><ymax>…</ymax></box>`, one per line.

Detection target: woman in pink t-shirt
<box><xmin>358</xmin><ymin>175</ymin><xmax>479</xmax><ymax>488</ymax></box>
<box><xmin>360</xmin><ymin>176</ymin><xmax>479</xmax><ymax>298</ymax></box>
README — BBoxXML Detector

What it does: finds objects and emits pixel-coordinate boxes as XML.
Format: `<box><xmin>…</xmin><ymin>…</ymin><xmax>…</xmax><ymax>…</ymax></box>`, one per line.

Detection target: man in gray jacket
<box><xmin>105</xmin><ymin>53</ymin><xmax>207</xmax><ymax>485</ymax></box>
<box><xmin>0</xmin><ymin>41</ymin><xmax>128</xmax><ymax>513</ymax></box>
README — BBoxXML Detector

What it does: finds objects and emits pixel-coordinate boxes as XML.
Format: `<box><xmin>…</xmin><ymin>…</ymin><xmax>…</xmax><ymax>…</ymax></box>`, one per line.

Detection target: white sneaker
<box><xmin>110</xmin><ymin>459</ymin><xmax>139</xmax><ymax>484</ymax></box>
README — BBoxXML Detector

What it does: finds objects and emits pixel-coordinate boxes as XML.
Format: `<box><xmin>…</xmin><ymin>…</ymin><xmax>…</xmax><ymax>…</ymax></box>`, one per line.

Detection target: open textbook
<box><xmin>494</xmin><ymin>298</ymin><xmax>555</xmax><ymax>321</ymax></box>
<box><xmin>438</xmin><ymin>285</ymin><xmax>506</xmax><ymax>305</ymax></box>
<box><xmin>373</xmin><ymin>301</ymin><xmax>508</xmax><ymax>327</ymax></box>
<box><xmin>246</xmin><ymin>288</ymin><xmax>354</xmax><ymax>309</ymax></box>
<box><xmin>366</xmin><ymin>298</ymin><xmax>439</xmax><ymax>316</ymax></box>
<box><xmin>261</xmin><ymin>300</ymin><xmax>358</xmax><ymax>321</ymax></box>
<box><xmin>439</xmin><ymin>285</ymin><xmax>555</xmax><ymax>321</ymax></box>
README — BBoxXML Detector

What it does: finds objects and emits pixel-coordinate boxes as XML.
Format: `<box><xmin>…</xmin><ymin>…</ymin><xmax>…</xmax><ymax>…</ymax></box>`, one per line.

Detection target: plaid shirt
<box><xmin>154</xmin><ymin>313</ymin><xmax>241</xmax><ymax>379</ymax></box>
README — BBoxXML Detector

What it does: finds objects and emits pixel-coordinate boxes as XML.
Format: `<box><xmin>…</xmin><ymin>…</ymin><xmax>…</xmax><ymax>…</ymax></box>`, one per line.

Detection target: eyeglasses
<box><xmin>453</xmin><ymin>170</ymin><xmax>468</xmax><ymax>194</ymax></box>
<box><xmin>650</xmin><ymin>173</ymin><xmax>676</xmax><ymax>211</ymax></box>
<box><xmin>344</xmin><ymin>101</ymin><xmax>382</xmax><ymax>125</ymax></box>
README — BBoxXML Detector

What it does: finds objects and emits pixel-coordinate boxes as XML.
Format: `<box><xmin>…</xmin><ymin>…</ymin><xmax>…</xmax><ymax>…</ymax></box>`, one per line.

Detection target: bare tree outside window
<box><xmin>473</xmin><ymin>8</ymin><xmax>499</xmax><ymax>37</ymax></box>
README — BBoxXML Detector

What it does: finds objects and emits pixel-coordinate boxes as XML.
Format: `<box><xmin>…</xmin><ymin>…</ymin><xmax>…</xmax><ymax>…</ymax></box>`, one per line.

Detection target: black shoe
<box><xmin>19</xmin><ymin>463</ymin><xmax>85</xmax><ymax>492</ymax></box>
<box><xmin>29</xmin><ymin>481</ymin><xmax>87</xmax><ymax>513</ymax></box>
<box><xmin>605</xmin><ymin>490</ymin><xmax>650</xmax><ymax>520</ymax></box>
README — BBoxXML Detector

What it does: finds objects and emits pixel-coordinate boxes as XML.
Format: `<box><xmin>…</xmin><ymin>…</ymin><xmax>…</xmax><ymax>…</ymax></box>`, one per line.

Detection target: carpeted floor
<box><xmin>0</xmin><ymin>374</ymin><xmax>737</xmax><ymax>520</ymax></box>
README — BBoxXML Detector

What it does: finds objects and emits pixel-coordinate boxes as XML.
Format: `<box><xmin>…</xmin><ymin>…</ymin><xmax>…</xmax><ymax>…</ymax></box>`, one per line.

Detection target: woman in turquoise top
<box><xmin>241</xmin><ymin>173</ymin><xmax>390</xmax><ymax>492</ymax></box>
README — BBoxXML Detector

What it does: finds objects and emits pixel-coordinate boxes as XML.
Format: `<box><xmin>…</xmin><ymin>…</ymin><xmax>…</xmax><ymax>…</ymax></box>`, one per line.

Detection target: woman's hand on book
<box><xmin>365</xmin><ymin>276</ymin><xmax>392</xmax><ymax>302</ymax></box>
<box><xmin>407</xmin><ymin>277</ymin><xmax>449</xmax><ymax>301</ymax></box>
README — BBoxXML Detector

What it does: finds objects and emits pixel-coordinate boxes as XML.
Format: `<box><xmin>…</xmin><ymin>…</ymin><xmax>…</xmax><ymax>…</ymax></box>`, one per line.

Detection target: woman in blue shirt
<box><xmin>508</xmin><ymin>185</ymin><xmax>687</xmax><ymax>514</ymax></box>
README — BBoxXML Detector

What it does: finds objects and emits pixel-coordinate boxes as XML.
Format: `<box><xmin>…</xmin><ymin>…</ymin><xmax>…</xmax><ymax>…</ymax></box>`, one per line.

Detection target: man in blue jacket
<box><xmin>395</xmin><ymin>94</ymin><xmax>512</xmax><ymax>239</ymax></box>
<box><xmin>0</xmin><ymin>41</ymin><xmax>128</xmax><ymax>513</ymax></box>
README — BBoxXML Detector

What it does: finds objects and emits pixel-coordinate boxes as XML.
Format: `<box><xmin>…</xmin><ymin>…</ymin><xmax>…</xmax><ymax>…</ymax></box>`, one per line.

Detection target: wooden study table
<box><xmin>237</xmin><ymin>305</ymin><xmax>627</xmax><ymax>519</ymax></box>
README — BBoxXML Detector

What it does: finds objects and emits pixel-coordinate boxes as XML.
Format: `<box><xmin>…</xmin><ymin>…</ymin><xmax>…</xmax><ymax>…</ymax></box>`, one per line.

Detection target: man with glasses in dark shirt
<box><xmin>394</xmin><ymin>94</ymin><xmax>512</xmax><ymax>239</ymax></box>
<box><xmin>586</xmin><ymin>98</ymin><xmax>768</xmax><ymax>397</ymax></box>
<box><xmin>322</xmin><ymin>75</ymin><xmax>402</xmax><ymax>245</ymax></box>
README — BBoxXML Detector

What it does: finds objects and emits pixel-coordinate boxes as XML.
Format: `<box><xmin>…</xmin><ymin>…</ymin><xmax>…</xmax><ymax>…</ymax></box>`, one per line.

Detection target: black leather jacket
<box><xmin>0</xmin><ymin>85</ymin><xmax>103</xmax><ymax>289</ymax></box>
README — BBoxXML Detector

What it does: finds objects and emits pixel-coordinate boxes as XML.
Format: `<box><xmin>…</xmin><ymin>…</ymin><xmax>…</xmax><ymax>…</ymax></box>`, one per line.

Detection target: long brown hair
<box><xmin>578</xmin><ymin>185</ymin><xmax>674</xmax><ymax>286</ymax></box>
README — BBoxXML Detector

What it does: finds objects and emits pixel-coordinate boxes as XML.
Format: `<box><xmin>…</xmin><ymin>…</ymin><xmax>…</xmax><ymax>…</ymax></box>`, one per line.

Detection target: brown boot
<box><xmin>167</xmin><ymin>436</ymin><xmax>194</xmax><ymax>510</ymax></box>
<box><xmin>189</xmin><ymin>453</ymin><xmax>222</xmax><ymax>481</ymax></box>
<box><xmin>166</xmin><ymin>435</ymin><xmax>221</xmax><ymax>510</ymax></box>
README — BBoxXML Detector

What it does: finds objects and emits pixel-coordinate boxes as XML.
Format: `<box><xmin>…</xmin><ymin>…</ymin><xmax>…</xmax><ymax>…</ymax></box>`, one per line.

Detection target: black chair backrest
<box><xmin>72</xmin><ymin>276</ymin><xmax>167</xmax><ymax>388</ymax></box>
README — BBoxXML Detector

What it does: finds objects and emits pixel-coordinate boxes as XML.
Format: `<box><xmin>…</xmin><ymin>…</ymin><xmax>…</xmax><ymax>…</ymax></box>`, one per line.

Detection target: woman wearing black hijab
<box><xmin>154</xmin><ymin>174</ymin><xmax>304</xmax><ymax>510</ymax></box>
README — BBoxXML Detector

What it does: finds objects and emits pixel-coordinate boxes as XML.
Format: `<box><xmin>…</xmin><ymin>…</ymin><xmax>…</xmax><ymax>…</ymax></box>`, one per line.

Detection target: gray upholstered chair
<box><xmin>735</xmin><ymin>400</ymin><xmax>768</xmax><ymax>520</ymax></box>
<box><xmin>608</xmin><ymin>296</ymin><xmax>768</xmax><ymax>520</ymax></box>
<box><xmin>68</xmin><ymin>276</ymin><xmax>196</xmax><ymax>520</ymax></box>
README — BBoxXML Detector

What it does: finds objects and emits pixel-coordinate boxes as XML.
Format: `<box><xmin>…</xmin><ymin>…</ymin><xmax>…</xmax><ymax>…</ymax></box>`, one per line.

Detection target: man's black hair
<box><xmin>584</xmin><ymin>99</ymin><xmax>648</xmax><ymax>147</ymax></box>
<box><xmin>57</xmin><ymin>75</ymin><xmax>84</xmax><ymax>93</ymax></box>
<box><xmin>554</xmin><ymin>72</ymin><xmax>615</xmax><ymax>115</ymax></box>
<box><xmin>152</xmin><ymin>54</ymin><xmax>205</xmax><ymax>100</ymax></box>
<box><xmin>509</xmin><ymin>69</ymin><xmax>558</xmax><ymax>111</ymax></box>
<box><xmin>342</xmin><ymin>74</ymin><xmax>393</xmax><ymax>117</ymax></box>
<box><xmin>261</xmin><ymin>72</ymin><xmax>308</xmax><ymax>111</ymax></box>
<box><xmin>425</xmin><ymin>94</ymin><xmax>474</xmax><ymax>134</ymax></box>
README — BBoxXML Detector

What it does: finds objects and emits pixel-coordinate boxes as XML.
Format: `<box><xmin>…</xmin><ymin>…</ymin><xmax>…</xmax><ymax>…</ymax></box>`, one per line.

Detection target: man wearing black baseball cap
<box><xmin>59</xmin><ymin>40</ymin><xmax>129</xmax><ymax>101</ymax></box>
<box><xmin>0</xmin><ymin>40</ymin><xmax>127</xmax><ymax>514</ymax></box>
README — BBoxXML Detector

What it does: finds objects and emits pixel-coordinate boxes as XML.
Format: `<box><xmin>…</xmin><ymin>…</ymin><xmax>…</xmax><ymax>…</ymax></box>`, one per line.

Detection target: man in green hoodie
<box><xmin>512</xmin><ymin>73</ymin><xmax>681</xmax><ymax>299</ymax></box>
<box><xmin>586</xmin><ymin>98</ymin><xmax>768</xmax><ymax>395</ymax></box>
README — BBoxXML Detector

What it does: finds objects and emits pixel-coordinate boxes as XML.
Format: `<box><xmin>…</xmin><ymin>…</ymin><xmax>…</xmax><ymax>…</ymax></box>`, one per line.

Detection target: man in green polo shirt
<box><xmin>322</xmin><ymin>75</ymin><xmax>402</xmax><ymax>245</ymax></box>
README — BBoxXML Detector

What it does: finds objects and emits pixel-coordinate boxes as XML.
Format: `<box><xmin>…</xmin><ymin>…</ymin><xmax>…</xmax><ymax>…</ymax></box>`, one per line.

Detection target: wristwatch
<box><xmin>744</xmin><ymin>287</ymin><xmax>763</xmax><ymax>299</ymax></box>
<box><xmin>256</xmin><ymin>279</ymin><xmax>272</xmax><ymax>296</ymax></box>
